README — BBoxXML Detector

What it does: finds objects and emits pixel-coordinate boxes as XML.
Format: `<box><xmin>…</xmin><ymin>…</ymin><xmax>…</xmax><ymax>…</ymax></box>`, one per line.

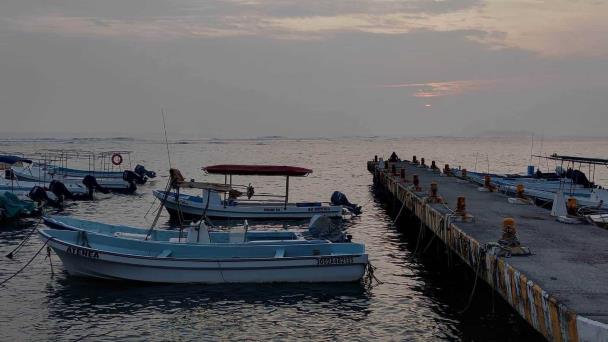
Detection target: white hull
<box><xmin>155</xmin><ymin>190</ymin><xmax>344</xmax><ymax>220</ymax></box>
<box><xmin>48</xmin><ymin>239</ymin><xmax>367</xmax><ymax>283</ymax></box>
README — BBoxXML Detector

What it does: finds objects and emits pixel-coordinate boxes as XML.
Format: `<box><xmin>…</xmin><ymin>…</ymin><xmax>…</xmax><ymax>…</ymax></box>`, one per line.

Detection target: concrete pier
<box><xmin>368</xmin><ymin>158</ymin><xmax>608</xmax><ymax>342</ymax></box>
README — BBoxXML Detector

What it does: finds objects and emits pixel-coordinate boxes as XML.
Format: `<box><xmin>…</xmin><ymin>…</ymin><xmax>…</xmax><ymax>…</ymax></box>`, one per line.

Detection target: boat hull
<box><xmin>47</xmin><ymin>238</ymin><xmax>367</xmax><ymax>283</ymax></box>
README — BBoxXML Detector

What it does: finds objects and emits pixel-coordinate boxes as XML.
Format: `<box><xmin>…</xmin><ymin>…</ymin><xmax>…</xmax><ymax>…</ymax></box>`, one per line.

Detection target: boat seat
<box><xmin>274</xmin><ymin>248</ymin><xmax>285</xmax><ymax>258</ymax></box>
<box><xmin>114</xmin><ymin>232</ymin><xmax>148</xmax><ymax>240</ymax></box>
<box><xmin>157</xmin><ymin>249</ymin><xmax>172</xmax><ymax>258</ymax></box>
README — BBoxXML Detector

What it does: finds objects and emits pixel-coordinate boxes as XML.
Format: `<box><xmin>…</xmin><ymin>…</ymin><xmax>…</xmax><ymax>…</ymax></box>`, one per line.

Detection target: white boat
<box><xmin>11</xmin><ymin>165</ymin><xmax>137</xmax><ymax>194</ymax></box>
<box><xmin>39</xmin><ymin>216</ymin><xmax>368</xmax><ymax>283</ymax></box>
<box><xmin>153</xmin><ymin>165</ymin><xmax>360</xmax><ymax>221</ymax></box>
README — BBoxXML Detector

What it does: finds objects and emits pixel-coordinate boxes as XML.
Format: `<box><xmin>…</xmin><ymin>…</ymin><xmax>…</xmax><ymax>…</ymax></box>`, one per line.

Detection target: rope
<box><xmin>5</xmin><ymin>217</ymin><xmax>43</xmax><ymax>259</ymax></box>
<box><xmin>392</xmin><ymin>200</ymin><xmax>407</xmax><ymax>225</ymax></box>
<box><xmin>0</xmin><ymin>238</ymin><xmax>50</xmax><ymax>287</ymax></box>
<box><xmin>364</xmin><ymin>262</ymin><xmax>382</xmax><ymax>289</ymax></box>
<box><xmin>145</xmin><ymin>178</ymin><xmax>172</xmax><ymax>240</ymax></box>
<box><xmin>458</xmin><ymin>250</ymin><xmax>484</xmax><ymax>314</ymax></box>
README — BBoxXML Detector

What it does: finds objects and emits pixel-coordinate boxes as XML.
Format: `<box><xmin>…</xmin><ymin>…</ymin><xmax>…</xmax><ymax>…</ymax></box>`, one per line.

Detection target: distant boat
<box><xmin>454</xmin><ymin>154</ymin><xmax>608</xmax><ymax>210</ymax></box>
<box><xmin>39</xmin><ymin>216</ymin><xmax>368</xmax><ymax>283</ymax></box>
<box><xmin>153</xmin><ymin>165</ymin><xmax>361</xmax><ymax>220</ymax></box>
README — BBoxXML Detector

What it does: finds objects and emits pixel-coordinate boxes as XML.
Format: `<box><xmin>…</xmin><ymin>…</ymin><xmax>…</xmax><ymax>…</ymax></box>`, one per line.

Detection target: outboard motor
<box><xmin>49</xmin><ymin>180</ymin><xmax>74</xmax><ymax>201</ymax></box>
<box><xmin>308</xmin><ymin>215</ymin><xmax>348</xmax><ymax>242</ymax></box>
<box><xmin>331</xmin><ymin>191</ymin><xmax>362</xmax><ymax>215</ymax></box>
<box><xmin>28</xmin><ymin>186</ymin><xmax>62</xmax><ymax>208</ymax></box>
<box><xmin>123</xmin><ymin>170</ymin><xmax>146</xmax><ymax>185</ymax></box>
<box><xmin>566</xmin><ymin>169</ymin><xmax>592</xmax><ymax>188</ymax></box>
<box><xmin>134</xmin><ymin>164</ymin><xmax>156</xmax><ymax>179</ymax></box>
<box><xmin>82</xmin><ymin>175</ymin><xmax>110</xmax><ymax>196</ymax></box>
<box><xmin>4</xmin><ymin>169</ymin><xmax>16</xmax><ymax>180</ymax></box>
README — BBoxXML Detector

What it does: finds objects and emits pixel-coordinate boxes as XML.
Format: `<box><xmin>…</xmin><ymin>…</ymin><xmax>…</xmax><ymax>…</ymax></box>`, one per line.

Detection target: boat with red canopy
<box><xmin>203</xmin><ymin>165</ymin><xmax>312</xmax><ymax>177</ymax></box>
<box><xmin>153</xmin><ymin>164</ymin><xmax>361</xmax><ymax>221</ymax></box>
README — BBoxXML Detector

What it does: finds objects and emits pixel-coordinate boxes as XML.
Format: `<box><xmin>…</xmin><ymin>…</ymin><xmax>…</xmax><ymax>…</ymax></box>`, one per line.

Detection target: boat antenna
<box><xmin>162</xmin><ymin>108</ymin><xmax>172</xmax><ymax>169</ymax></box>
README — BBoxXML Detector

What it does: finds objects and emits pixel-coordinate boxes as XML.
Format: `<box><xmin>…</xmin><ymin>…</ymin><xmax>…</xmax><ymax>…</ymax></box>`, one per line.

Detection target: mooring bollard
<box><xmin>456</xmin><ymin>196</ymin><xmax>466</xmax><ymax>214</ymax></box>
<box><xmin>500</xmin><ymin>218</ymin><xmax>520</xmax><ymax>246</ymax></box>
<box><xmin>413</xmin><ymin>175</ymin><xmax>421</xmax><ymax>191</ymax></box>
<box><xmin>567</xmin><ymin>197</ymin><xmax>578</xmax><ymax>215</ymax></box>
<box><xmin>443</xmin><ymin>164</ymin><xmax>451</xmax><ymax>176</ymax></box>
<box><xmin>428</xmin><ymin>182</ymin><xmax>444</xmax><ymax>203</ymax></box>
<box><xmin>484</xmin><ymin>175</ymin><xmax>495</xmax><ymax>192</ymax></box>
<box><xmin>516</xmin><ymin>184</ymin><xmax>525</xmax><ymax>198</ymax></box>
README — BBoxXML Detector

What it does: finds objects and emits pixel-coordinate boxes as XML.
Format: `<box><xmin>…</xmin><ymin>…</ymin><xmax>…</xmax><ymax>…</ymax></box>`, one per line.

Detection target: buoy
<box><xmin>111</xmin><ymin>153</ymin><xmax>123</xmax><ymax>166</ymax></box>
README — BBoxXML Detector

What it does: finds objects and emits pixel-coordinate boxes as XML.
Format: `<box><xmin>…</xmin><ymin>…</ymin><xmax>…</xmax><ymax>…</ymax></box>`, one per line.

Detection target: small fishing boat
<box><xmin>39</xmin><ymin>216</ymin><xmax>368</xmax><ymax>283</ymax></box>
<box><xmin>454</xmin><ymin>154</ymin><xmax>608</xmax><ymax>210</ymax></box>
<box><xmin>154</xmin><ymin>165</ymin><xmax>361</xmax><ymax>220</ymax></box>
<box><xmin>11</xmin><ymin>165</ymin><xmax>138</xmax><ymax>194</ymax></box>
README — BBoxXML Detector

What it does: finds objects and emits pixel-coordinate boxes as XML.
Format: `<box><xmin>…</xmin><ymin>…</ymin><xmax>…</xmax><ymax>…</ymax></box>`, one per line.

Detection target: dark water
<box><xmin>1</xmin><ymin>137</ymin><xmax>606</xmax><ymax>341</ymax></box>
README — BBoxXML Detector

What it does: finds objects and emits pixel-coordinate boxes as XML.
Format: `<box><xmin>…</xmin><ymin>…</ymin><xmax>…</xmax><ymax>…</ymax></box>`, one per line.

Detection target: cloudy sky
<box><xmin>1</xmin><ymin>0</ymin><xmax>607</xmax><ymax>138</ymax></box>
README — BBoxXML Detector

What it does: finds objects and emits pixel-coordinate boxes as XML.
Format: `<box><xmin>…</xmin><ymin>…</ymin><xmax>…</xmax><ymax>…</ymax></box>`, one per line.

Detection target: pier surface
<box><xmin>369</xmin><ymin>159</ymin><xmax>608</xmax><ymax>342</ymax></box>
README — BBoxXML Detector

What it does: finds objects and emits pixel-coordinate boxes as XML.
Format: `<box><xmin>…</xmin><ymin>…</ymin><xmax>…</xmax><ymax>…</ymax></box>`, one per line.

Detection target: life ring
<box><xmin>111</xmin><ymin>153</ymin><xmax>123</xmax><ymax>166</ymax></box>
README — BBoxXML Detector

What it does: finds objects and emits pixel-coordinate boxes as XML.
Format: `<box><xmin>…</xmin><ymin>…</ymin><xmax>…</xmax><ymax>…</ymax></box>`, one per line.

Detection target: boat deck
<box><xmin>370</xmin><ymin>160</ymin><xmax>608</xmax><ymax>341</ymax></box>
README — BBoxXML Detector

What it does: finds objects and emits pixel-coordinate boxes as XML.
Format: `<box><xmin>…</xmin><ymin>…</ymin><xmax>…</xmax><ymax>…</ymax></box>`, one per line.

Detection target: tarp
<box><xmin>203</xmin><ymin>165</ymin><xmax>312</xmax><ymax>177</ymax></box>
<box><xmin>0</xmin><ymin>155</ymin><xmax>32</xmax><ymax>165</ymax></box>
<box><xmin>0</xmin><ymin>191</ymin><xmax>35</xmax><ymax>218</ymax></box>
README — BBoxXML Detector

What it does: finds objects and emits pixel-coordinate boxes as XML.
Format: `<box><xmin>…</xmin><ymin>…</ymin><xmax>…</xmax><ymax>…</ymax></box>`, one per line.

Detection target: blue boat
<box><xmin>39</xmin><ymin>217</ymin><xmax>368</xmax><ymax>283</ymax></box>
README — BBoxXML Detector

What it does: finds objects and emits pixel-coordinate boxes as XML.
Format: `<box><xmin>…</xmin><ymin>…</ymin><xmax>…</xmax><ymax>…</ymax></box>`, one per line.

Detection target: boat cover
<box><xmin>0</xmin><ymin>155</ymin><xmax>32</xmax><ymax>165</ymax></box>
<box><xmin>0</xmin><ymin>191</ymin><xmax>35</xmax><ymax>218</ymax></box>
<box><xmin>203</xmin><ymin>165</ymin><xmax>312</xmax><ymax>177</ymax></box>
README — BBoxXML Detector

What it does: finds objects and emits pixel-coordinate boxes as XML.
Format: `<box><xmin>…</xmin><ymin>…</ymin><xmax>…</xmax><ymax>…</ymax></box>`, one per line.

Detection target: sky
<box><xmin>0</xmin><ymin>0</ymin><xmax>607</xmax><ymax>138</ymax></box>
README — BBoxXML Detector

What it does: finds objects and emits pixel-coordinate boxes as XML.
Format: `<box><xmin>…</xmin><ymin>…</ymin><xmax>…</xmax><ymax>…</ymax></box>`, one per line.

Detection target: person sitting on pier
<box><xmin>389</xmin><ymin>152</ymin><xmax>400</xmax><ymax>162</ymax></box>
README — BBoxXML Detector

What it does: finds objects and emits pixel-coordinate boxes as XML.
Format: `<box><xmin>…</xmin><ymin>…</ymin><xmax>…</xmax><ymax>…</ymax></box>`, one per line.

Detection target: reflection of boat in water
<box><xmin>39</xmin><ymin>213</ymin><xmax>368</xmax><ymax>283</ymax></box>
<box><xmin>154</xmin><ymin>165</ymin><xmax>361</xmax><ymax>220</ymax></box>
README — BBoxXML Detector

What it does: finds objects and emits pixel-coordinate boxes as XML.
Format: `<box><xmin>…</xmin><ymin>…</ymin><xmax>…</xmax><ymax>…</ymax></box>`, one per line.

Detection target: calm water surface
<box><xmin>1</xmin><ymin>137</ymin><xmax>606</xmax><ymax>341</ymax></box>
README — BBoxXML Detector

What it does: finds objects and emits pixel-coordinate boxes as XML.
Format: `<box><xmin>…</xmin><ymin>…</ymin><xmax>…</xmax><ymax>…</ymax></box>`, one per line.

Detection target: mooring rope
<box><xmin>458</xmin><ymin>250</ymin><xmax>484</xmax><ymax>314</ymax></box>
<box><xmin>0</xmin><ymin>238</ymin><xmax>50</xmax><ymax>287</ymax></box>
<box><xmin>5</xmin><ymin>217</ymin><xmax>43</xmax><ymax>259</ymax></box>
<box><xmin>364</xmin><ymin>261</ymin><xmax>382</xmax><ymax>289</ymax></box>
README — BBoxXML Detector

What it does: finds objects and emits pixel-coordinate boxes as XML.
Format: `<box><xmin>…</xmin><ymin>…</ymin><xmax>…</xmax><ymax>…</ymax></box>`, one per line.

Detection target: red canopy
<box><xmin>202</xmin><ymin>164</ymin><xmax>312</xmax><ymax>177</ymax></box>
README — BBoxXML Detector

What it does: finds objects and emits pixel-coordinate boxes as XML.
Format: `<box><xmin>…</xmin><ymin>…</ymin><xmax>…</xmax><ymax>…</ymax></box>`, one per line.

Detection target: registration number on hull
<box><xmin>66</xmin><ymin>246</ymin><xmax>100</xmax><ymax>259</ymax></box>
<box><xmin>317</xmin><ymin>256</ymin><xmax>354</xmax><ymax>265</ymax></box>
